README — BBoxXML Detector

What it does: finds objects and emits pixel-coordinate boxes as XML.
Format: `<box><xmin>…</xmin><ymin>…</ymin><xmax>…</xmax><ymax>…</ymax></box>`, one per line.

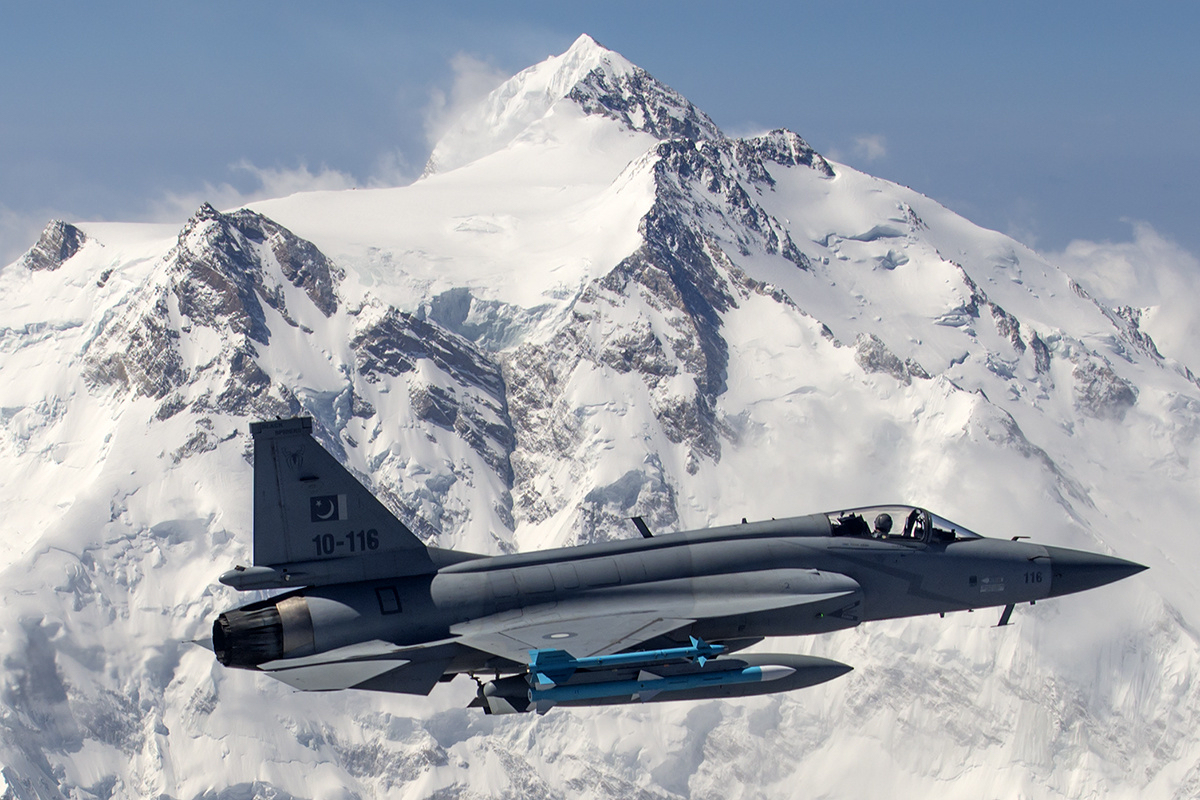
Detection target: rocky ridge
<box><xmin>16</xmin><ymin>221</ymin><xmax>90</xmax><ymax>273</ymax></box>
<box><xmin>67</xmin><ymin>203</ymin><xmax>515</xmax><ymax>544</ymax></box>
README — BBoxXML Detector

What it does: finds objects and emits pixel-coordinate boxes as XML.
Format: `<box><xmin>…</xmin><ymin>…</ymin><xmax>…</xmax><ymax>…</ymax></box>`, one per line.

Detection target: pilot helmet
<box><xmin>874</xmin><ymin>513</ymin><xmax>894</xmax><ymax>534</ymax></box>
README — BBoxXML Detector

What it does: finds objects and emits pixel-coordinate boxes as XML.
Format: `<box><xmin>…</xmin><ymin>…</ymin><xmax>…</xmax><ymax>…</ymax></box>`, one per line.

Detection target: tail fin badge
<box><xmin>310</xmin><ymin>494</ymin><xmax>348</xmax><ymax>522</ymax></box>
<box><xmin>284</xmin><ymin>448</ymin><xmax>304</xmax><ymax>472</ymax></box>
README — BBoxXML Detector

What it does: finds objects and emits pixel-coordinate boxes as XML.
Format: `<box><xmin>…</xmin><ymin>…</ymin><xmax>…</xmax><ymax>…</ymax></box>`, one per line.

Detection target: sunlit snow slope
<box><xmin>2</xmin><ymin>33</ymin><xmax>1199</xmax><ymax>800</ymax></box>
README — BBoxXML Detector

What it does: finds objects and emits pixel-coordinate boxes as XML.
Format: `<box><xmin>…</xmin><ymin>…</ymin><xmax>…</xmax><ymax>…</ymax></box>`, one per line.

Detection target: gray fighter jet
<box><xmin>212</xmin><ymin>417</ymin><xmax>1146</xmax><ymax>714</ymax></box>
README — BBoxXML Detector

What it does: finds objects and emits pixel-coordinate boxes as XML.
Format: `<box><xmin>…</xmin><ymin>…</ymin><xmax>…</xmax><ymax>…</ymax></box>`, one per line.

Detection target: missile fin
<box><xmin>528</xmin><ymin>648</ymin><xmax>576</xmax><ymax>685</ymax></box>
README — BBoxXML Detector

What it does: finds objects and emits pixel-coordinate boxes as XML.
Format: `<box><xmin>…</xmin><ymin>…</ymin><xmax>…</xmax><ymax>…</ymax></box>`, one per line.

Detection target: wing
<box><xmin>452</xmin><ymin>568</ymin><xmax>861</xmax><ymax>664</ymax></box>
<box><xmin>453</xmin><ymin>609</ymin><xmax>695</xmax><ymax>664</ymax></box>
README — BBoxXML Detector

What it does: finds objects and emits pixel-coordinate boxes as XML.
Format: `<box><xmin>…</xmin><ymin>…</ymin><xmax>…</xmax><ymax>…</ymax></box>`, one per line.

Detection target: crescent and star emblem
<box><xmin>313</xmin><ymin>497</ymin><xmax>336</xmax><ymax>520</ymax></box>
<box><xmin>309</xmin><ymin>494</ymin><xmax>345</xmax><ymax>523</ymax></box>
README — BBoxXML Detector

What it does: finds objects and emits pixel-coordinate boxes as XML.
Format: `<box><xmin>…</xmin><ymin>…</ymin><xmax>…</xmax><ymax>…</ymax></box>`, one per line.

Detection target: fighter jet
<box><xmin>212</xmin><ymin>417</ymin><xmax>1146</xmax><ymax>714</ymax></box>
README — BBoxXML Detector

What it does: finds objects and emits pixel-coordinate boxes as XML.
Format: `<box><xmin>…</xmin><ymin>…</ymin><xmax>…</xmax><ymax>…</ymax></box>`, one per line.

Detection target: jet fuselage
<box><xmin>212</xmin><ymin>417</ymin><xmax>1144</xmax><ymax>712</ymax></box>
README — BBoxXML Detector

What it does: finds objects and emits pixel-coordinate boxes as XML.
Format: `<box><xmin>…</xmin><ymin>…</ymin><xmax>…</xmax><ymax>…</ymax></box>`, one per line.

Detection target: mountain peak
<box><xmin>192</xmin><ymin>201</ymin><xmax>222</xmax><ymax>221</ymax></box>
<box><xmin>559</xmin><ymin>33</ymin><xmax>633</xmax><ymax>70</ymax></box>
<box><xmin>424</xmin><ymin>34</ymin><xmax>718</xmax><ymax>175</ymax></box>
<box><xmin>172</xmin><ymin>204</ymin><xmax>343</xmax><ymax>322</ymax></box>
<box><xmin>16</xmin><ymin>219</ymin><xmax>90</xmax><ymax>271</ymax></box>
<box><xmin>559</xmin><ymin>33</ymin><xmax>634</xmax><ymax>77</ymax></box>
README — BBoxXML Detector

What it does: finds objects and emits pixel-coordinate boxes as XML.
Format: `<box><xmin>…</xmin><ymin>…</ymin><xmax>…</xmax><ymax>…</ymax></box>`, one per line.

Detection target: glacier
<box><xmin>2</xmin><ymin>32</ymin><xmax>1199</xmax><ymax>799</ymax></box>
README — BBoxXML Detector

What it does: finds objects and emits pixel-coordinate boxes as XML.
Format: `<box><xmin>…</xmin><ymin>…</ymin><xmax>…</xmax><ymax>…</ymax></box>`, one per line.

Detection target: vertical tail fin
<box><xmin>250</xmin><ymin>417</ymin><xmax>430</xmax><ymax>569</ymax></box>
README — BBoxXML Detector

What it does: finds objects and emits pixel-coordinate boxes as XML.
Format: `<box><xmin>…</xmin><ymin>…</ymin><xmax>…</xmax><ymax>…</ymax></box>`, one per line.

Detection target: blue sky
<box><xmin>2</xmin><ymin>1</ymin><xmax>1197</xmax><ymax>268</ymax></box>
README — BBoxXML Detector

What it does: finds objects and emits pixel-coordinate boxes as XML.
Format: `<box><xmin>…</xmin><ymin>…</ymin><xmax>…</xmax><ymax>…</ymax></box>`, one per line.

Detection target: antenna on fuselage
<box><xmin>630</xmin><ymin>516</ymin><xmax>653</xmax><ymax>538</ymax></box>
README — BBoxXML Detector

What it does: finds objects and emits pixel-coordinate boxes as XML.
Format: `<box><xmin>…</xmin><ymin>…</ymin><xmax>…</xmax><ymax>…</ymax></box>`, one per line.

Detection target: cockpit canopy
<box><xmin>827</xmin><ymin>505</ymin><xmax>983</xmax><ymax>544</ymax></box>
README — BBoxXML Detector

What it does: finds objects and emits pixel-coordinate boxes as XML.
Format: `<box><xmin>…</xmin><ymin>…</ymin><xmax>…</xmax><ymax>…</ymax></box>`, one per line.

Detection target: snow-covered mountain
<box><xmin>3</xmin><ymin>32</ymin><xmax>1199</xmax><ymax>799</ymax></box>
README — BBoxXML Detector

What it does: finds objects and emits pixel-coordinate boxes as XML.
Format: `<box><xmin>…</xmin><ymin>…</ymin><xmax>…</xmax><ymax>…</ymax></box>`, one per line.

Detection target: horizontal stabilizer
<box><xmin>259</xmin><ymin>638</ymin><xmax>408</xmax><ymax>671</ymax></box>
<box><xmin>259</xmin><ymin>638</ymin><xmax>458</xmax><ymax>694</ymax></box>
<box><xmin>266</xmin><ymin>658</ymin><xmax>411</xmax><ymax>691</ymax></box>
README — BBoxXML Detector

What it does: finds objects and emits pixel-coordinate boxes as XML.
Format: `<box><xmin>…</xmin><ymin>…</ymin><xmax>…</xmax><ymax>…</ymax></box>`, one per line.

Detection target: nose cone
<box><xmin>1042</xmin><ymin>545</ymin><xmax>1148</xmax><ymax>598</ymax></box>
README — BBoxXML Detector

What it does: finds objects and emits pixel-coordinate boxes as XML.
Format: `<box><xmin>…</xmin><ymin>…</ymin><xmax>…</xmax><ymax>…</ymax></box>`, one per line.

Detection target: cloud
<box><xmin>143</xmin><ymin>51</ymin><xmax>509</xmax><ymax>222</ymax></box>
<box><xmin>367</xmin><ymin>149</ymin><xmax>418</xmax><ymax>188</ymax></box>
<box><xmin>724</xmin><ymin>122</ymin><xmax>773</xmax><ymax>140</ymax></box>
<box><xmin>853</xmin><ymin>134</ymin><xmax>887</xmax><ymax>163</ymax></box>
<box><xmin>1047</xmin><ymin>221</ymin><xmax>1200</xmax><ymax>371</ymax></box>
<box><xmin>1048</xmin><ymin>221</ymin><xmax>1199</xmax><ymax>307</ymax></box>
<box><xmin>1000</xmin><ymin>197</ymin><xmax>1044</xmax><ymax>251</ymax></box>
<box><xmin>423</xmin><ymin>52</ymin><xmax>510</xmax><ymax>150</ymax></box>
<box><xmin>149</xmin><ymin>161</ymin><xmax>358</xmax><ymax>223</ymax></box>
<box><xmin>825</xmin><ymin>134</ymin><xmax>888</xmax><ymax>166</ymax></box>
<box><xmin>234</xmin><ymin>160</ymin><xmax>358</xmax><ymax>197</ymax></box>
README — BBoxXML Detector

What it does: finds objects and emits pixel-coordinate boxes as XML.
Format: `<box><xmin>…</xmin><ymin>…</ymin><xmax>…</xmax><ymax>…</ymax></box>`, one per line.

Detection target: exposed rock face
<box><xmin>75</xmin><ymin>204</ymin><xmax>515</xmax><ymax>452</ymax></box>
<box><xmin>171</xmin><ymin>203</ymin><xmax>342</xmax><ymax>344</ymax></box>
<box><xmin>1071</xmin><ymin>354</ymin><xmax>1138</xmax><ymax>420</ymax></box>
<box><xmin>244</xmin><ymin>211</ymin><xmax>343</xmax><ymax>318</ymax></box>
<box><xmin>1070</xmin><ymin>278</ymin><xmax>1166</xmax><ymax>363</ymax></box>
<box><xmin>171</xmin><ymin>205</ymin><xmax>276</xmax><ymax>347</ymax></box>
<box><xmin>603</xmin><ymin>208</ymin><xmax>736</xmax><ymax>458</ymax></box>
<box><xmin>569</xmin><ymin>63</ymin><xmax>723</xmax><ymax>144</ymax></box>
<box><xmin>950</xmin><ymin>262</ymin><xmax>1026</xmax><ymax>351</ymax></box>
<box><xmin>351</xmin><ymin>304</ymin><xmax>514</xmax><ymax>485</ymax></box>
<box><xmin>353</xmin><ymin>305</ymin><xmax>504</xmax><ymax>397</ymax></box>
<box><xmin>67</xmin><ymin>204</ymin><xmax>518</xmax><ymax>549</ymax></box>
<box><xmin>17</xmin><ymin>220</ymin><xmax>89</xmax><ymax>272</ymax></box>
<box><xmin>1030</xmin><ymin>332</ymin><xmax>1053</xmax><ymax>374</ymax></box>
<box><xmin>82</xmin><ymin>204</ymin><xmax>314</xmax><ymax>419</ymax></box>
<box><xmin>990</xmin><ymin>303</ymin><xmax>1025</xmax><ymax>354</ymax></box>
<box><xmin>855</xmin><ymin>333</ymin><xmax>929</xmax><ymax>384</ymax></box>
<box><xmin>652</xmin><ymin>138</ymin><xmax>811</xmax><ymax>268</ymax></box>
<box><xmin>84</xmin><ymin>292</ymin><xmax>188</xmax><ymax>403</ymax></box>
<box><xmin>737</xmin><ymin>128</ymin><xmax>835</xmax><ymax>179</ymax></box>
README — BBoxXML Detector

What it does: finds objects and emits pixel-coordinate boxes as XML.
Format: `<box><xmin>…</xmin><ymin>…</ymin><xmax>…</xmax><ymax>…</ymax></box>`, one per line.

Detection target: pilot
<box><xmin>873</xmin><ymin>513</ymin><xmax>894</xmax><ymax>538</ymax></box>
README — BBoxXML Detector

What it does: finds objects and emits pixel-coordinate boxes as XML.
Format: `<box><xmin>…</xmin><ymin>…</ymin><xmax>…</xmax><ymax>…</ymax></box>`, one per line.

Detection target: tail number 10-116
<box><xmin>312</xmin><ymin>529</ymin><xmax>380</xmax><ymax>556</ymax></box>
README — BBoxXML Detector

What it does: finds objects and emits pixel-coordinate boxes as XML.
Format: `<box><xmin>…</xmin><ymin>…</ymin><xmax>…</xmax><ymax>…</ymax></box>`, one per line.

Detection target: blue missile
<box><xmin>473</xmin><ymin>654</ymin><xmax>854</xmax><ymax>714</ymax></box>
<box><xmin>528</xmin><ymin>637</ymin><xmax>726</xmax><ymax>687</ymax></box>
<box><xmin>529</xmin><ymin>664</ymin><xmax>797</xmax><ymax>704</ymax></box>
